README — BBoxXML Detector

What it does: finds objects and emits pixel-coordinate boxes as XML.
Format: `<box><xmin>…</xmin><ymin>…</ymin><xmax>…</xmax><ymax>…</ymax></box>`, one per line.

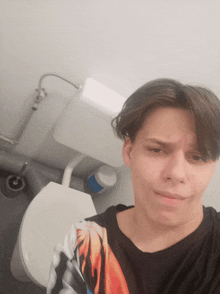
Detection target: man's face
<box><xmin>123</xmin><ymin>107</ymin><xmax>217</xmax><ymax>227</ymax></box>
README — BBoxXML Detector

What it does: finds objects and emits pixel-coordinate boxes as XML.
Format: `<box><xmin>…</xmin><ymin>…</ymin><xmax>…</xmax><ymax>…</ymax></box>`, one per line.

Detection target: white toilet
<box><xmin>10</xmin><ymin>182</ymin><xmax>97</xmax><ymax>288</ymax></box>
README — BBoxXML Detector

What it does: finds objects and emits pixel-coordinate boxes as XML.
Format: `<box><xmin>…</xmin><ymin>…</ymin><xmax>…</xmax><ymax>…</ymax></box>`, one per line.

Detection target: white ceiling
<box><xmin>1</xmin><ymin>0</ymin><xmax>220</xmax><ymax>172</ymax></box>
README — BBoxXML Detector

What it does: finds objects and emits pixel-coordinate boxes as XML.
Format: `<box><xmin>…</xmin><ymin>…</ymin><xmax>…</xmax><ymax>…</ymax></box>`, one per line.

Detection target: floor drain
<box><xmin>3</xmin><ymin>175</ymin><xmax>26</xmax><ymax>198</ymax></box>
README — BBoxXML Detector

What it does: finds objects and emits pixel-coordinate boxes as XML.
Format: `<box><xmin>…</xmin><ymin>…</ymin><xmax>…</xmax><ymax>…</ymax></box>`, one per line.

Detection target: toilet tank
<box><xmin>53</xmin><ymin>78</ymin><xmax>125</xmax><ymax>167</ymax></box>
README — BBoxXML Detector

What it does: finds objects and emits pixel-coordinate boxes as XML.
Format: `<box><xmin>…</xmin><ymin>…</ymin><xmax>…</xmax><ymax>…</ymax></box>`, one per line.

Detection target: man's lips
<box><xmin>155</xmin><ymin>191</ymin><xmax>185</xmax><ymax>200</ymax></box>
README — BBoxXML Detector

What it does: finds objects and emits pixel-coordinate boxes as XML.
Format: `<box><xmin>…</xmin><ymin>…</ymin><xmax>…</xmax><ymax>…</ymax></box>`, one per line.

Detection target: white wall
<box><xmin>0</xmin><ymin>0</ymin><xmax>220</xmax><ymax>211</ymax></box>
<box><xmin>203</xmin><ymin>161</ymin><xmax>220</xmax><ymax>211</ymax></box>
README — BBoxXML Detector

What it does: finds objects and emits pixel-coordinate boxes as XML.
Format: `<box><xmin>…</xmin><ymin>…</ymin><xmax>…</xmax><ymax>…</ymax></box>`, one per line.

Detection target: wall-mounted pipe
<box><xmin>37</xmin><ymin>73</ymin><xmax>81</xmax><ymax>98</ymax></box>
<box><xmin>0</xmin><ymin>150</ymin><xmax>85</xmax><ymax>197</ymax></box>
<box><xmin>0</xmin><ymin>73</ymin><xmax>81</xmax><ymax>150</ymax></box>
<box><xmin>0</xmin><ymin>105</ymin><xmax>38</xmax><ymax>150</ymax></box>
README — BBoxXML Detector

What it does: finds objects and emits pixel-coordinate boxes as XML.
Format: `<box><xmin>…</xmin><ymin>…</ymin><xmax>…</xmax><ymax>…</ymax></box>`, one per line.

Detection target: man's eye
<box><xmin>192</xmin><ymin>155</ymin><xmax>203</xmax><ymax>161</ymax></box>
<box><xmin>148</xmin><ymin>148</ymin><xmax>162</xmax><ymax>153</ymax></box>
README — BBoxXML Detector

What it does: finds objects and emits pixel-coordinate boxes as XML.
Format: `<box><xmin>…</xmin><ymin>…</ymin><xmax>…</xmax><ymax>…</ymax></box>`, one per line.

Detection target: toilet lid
<box><xmin>19</xmin><ymin>182</ymin><xmax>97</xmax><ymax>287</ymax></box>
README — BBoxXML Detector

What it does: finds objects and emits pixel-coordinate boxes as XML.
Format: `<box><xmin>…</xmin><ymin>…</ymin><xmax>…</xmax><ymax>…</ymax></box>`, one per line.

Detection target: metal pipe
<box><xmin>0</xmin><ymin>150</ymin><xmax>85</xmax><ymax>197</ymax></box>
<box><xmin>0</xmin><ymin>73</ymin><xmax>81</xmax><ymax>148</ymax></box>
<box><xmin>37</xmin><ymin>73</ymin><xmax>81</xmax><ymax>94</ymax></box>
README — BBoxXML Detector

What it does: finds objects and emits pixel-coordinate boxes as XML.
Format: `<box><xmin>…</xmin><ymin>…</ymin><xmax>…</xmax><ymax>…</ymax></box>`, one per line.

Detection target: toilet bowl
<box><xmin>10</xmin><ymin>181</ymin><xmax>97</xmax><ymax>287</ymax></box>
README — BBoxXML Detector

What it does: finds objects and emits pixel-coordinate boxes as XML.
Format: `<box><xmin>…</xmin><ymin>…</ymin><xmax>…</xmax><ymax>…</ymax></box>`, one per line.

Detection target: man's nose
<box><xmin>163</xmin><ymin>152</ymin><xmax>188</xmax><ymax>184</ymax></box>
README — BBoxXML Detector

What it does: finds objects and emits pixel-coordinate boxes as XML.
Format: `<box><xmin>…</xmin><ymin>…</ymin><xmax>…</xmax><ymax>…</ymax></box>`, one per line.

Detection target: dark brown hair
<box><xmin>111</xmin><ymin>78</ymin><xmax>220</xmax><ymax>161</ymax></box>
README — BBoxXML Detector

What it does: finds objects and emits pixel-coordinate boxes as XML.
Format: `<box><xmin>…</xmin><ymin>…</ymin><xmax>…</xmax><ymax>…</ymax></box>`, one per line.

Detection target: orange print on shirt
<box><xmin>76</xmin><ymin>221</ymin><xmax>129</xmax><ymax>294</ymax></box>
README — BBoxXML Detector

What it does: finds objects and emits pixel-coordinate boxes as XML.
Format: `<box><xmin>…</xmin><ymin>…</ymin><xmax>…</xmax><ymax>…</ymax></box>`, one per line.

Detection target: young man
<box><xmin>47</xmin><ymin>79</ymin><xmax>220</xmax><ymax>294</ymax></box>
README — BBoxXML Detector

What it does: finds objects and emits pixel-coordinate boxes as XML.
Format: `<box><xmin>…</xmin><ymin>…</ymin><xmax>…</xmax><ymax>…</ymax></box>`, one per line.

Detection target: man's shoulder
<box><xmin>204</xmin><ymin>205</ymin><xmax>220</xmax><ymax>222</ymax></box>
<box><xmin>203</xmin><ymin>206</ymin><xmax>220</xmax><ymax>240</ymax></box>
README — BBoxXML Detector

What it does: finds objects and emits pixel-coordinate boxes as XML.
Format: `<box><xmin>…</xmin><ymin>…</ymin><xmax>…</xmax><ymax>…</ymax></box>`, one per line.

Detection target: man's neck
<box><xmin>117</xmin><ymin>205</ymin><xmax>204</xmax><ymax>253</ymax></box>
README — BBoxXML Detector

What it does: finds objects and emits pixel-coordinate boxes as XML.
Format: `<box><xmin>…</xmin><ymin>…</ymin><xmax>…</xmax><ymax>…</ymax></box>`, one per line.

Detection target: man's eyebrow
<box><xmin>143</xmin><ymin>138</ymin><xmax>199</xmax><ymax>149</ymax></box>
<box><xmin>143</xmin><ymin>138</ymin><xmax>169</xmax><ymax>147</ymax></box>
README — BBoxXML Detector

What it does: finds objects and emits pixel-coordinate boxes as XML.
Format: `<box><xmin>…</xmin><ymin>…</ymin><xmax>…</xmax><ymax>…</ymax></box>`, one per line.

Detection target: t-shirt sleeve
<box><xmin>46</xmin><ymin>222</ymin><xmax>88</xmax><ymax>294</ymax></box>
<box><xmin>46</xmin><ymin>217</ymin><xmax>130</xmax><ymax>294</ymax></box>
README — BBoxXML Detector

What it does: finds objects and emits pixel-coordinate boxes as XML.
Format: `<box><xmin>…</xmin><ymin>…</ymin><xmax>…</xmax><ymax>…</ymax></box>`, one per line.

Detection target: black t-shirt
<box><xmin>91</xmin><ymin>204</ymin><xmax>220</xmax><ymax>293</ymax></box>
<box><xmin>47</xmin><ymin>204</ymin><xmax>220</xmax><ymax>294</ymax></box>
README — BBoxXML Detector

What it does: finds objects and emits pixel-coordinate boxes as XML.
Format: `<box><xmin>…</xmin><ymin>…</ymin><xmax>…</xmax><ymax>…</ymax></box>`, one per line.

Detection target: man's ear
<box><xmin>122</xmin><ymin>137</ymin><xmax>133</xmax><ymax>167</ymax></box>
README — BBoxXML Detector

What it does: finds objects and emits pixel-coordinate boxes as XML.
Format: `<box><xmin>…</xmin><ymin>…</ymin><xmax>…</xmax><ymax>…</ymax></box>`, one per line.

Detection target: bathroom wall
<box><xmin>1</xmin><ymin>1</ymin><xmax>220</xmax><ymax>211</ymax></box>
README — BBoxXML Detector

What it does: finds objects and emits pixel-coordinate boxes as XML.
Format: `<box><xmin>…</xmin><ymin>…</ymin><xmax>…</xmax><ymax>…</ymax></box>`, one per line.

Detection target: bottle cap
<box><xmin>95</xmin><ymin>165</ymin><xmax>117</xmax><ymax>187</ymax></box>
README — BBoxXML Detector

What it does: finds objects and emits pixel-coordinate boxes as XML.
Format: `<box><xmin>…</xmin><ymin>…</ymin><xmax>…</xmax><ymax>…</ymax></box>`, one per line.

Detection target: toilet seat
<box><xmin>11</xmin><ymin>182</ymin><xmax>97</xmax><ymax>287</ymax></box>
